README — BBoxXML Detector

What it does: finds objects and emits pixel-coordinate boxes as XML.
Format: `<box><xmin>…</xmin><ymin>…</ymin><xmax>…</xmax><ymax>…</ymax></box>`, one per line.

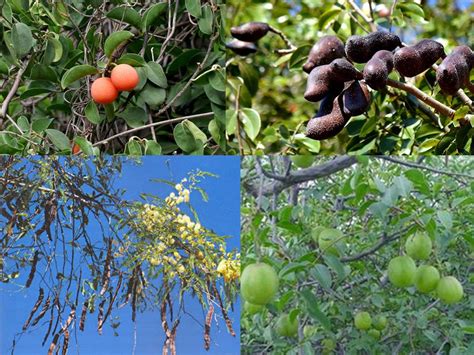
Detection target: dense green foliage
<box><xmin>226</xmin><ymin>0</ymin><xmax>474</xmax><ymax>154</ymax></box>
<box><xmin>241</xmin><ymin>156</ymin><xmax>473</xmax><ymax>354</ymax></box>
<box><xmin>0</xmin><ymin>0</ymin><xmax>227</xmax><ymax>155</ymax></box>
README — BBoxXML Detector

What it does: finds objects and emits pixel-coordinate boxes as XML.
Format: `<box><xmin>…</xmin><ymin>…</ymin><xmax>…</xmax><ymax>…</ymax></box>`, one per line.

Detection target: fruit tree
<box><xmin>241</xmin><ymin>156</ymin><xmax>473</xmax><ymax>354</ymax></box>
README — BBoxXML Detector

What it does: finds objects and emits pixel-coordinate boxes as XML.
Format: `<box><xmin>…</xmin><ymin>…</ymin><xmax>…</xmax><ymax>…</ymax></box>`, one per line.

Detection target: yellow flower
<box><xmin>175</xmin><ymin>184</ymin><xmax>182</xmax><ymax>191</ymax></box>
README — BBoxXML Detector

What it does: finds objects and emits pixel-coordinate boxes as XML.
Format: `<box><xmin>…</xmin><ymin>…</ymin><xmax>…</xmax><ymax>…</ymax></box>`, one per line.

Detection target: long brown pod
<box><xmin>212</xmin><ymin>282</ymin><xmax>235</xmax><ymax>336</ymax></box>
<box><xmin>31</xmin><ymin>296</ymin><xmax>51</xmax><ymax>327</ymax></box>
<box><xmin>79</xmin><ymin>300</ymin><xmax>89</xmax><ymax>331</ymax></box>
<box><xmin>100</xmin><ymin>272</ymin><xmax>123</xmax><ymax>328</ymax></box>
<box><xmin>99</xmin><ymin>239</ymin><xmax>112</xmax><ymax>296</ymax></box>
<box><xmin>97</xmin><ymin>300</ymin><xmax>105</xmax><ymax>335</ymax></box>
<box><xmin>62</xmin><ymin>329</ymin><xmax>69</xmax><ymax>355</ymax></box>
<box><xmin>25</xmin><ymin>250</ymin><xmax>39</xmax><ymax>288</ymax></box>
<box><xmin>204</xmin><ymin>303</ymin><xmax>214</xmax><ymax>351</ymax></box>
<box><xmin>42</xmin><ymin>293</ymin><xmax>59</xmax><ymax>346</ymax></box>
<box><xmin>22</xmin><ymin>288</ymin><xmax>44</xmax><ymax>330</ymax></box>
<box><xmin>48</xmin><ymin>333</ymin><xmax>60</xmax><ymax>355</ymax></box>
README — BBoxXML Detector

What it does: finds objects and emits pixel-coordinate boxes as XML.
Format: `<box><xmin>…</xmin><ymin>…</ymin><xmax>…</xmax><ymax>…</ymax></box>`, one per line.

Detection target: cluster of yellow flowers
<box><xmin>135</xmin><ymin>178</ymin><xmax>239</xmax><ymax>283</ymax></box>
<box><xmin>217</xmin><ymin>252</ymin><xmax>241</xmax><ymax>282</ymax></box>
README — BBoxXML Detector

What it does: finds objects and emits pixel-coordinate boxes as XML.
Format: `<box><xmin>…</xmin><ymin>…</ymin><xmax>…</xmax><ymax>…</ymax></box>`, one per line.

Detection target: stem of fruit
<box><xmin>386</xmin><ymin>79</ymin><xmax>457</xmax><ymax>120</ymax></box>
<box><xmin>268</xmin><ymin>26</ymin><xmax>297</xmax><ymax>54</ymax></box>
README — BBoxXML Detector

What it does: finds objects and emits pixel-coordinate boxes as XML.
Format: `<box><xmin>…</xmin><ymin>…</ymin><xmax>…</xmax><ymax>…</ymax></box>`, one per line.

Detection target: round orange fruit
<box><xmin>110</xmin><ymin>64</ymin><xmax>139</xmax><ymax>91</ymax></box>
<box><xmin>91</xmin><ymin>77</ymin><xmax>118</xmax><ymax>104</ymax></box>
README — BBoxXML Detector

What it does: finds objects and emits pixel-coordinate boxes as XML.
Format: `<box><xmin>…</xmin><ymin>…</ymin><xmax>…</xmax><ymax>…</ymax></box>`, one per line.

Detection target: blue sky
<box><xmin>0</xmin><ymin>156</ymin><xmax>241</xmax><ymax>355</ymax></box>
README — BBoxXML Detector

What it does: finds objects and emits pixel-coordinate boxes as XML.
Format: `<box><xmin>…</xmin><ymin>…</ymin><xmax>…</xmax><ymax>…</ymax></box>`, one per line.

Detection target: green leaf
<box><xmin>318</xmin><ymin>8</ymin><xmax>341</xmax><ymax>30</ymax></box>
<box><xmin>240</xmin><ymin>108</ymin><xmax>261</xmax><ymax>141</ymax></box>
<box><xmin>84</xmin><ymin>101</ymin><xmax>103</xmax><ymax>125</ymax></box>
<box><xmin>125</xmin><ymin>139</ymin><xmax>142</xmax><ymax>155</ymax></box>
<box><xmin>107</xmin><ymin>6</ymin><xmax>141</xmax><ymax>29</ymax></box>
<box><xmin>32</xmin><ymin>118</ymin><xmax>53</xmax><ymax>133</ymax></box>
<box><xmin>30</xmin><ymin>64</ymin><xmax>58</xmax><ymax>82</ymax></box>
<box><xmin>301</xmin><ymin>289</ymin><xmax>332</xmax><ymax>331</ymax></box>
<box><xmin>11</xmin><ymin>22</ymin><xmax>34</xmax><ymax>57</ymax></box>
<box><xmin>139</xmin><ymin>84</ymin><xmax>166</xmax><ymax>108</ymax></box>
<box><xmin>437</xmin><ymin>210</ymin><xmax>452</xmax><ymax>230</ymax></box>
<box><xmin>186</xmin><ymin>0</ymin><xmax>202</xmax><ymax>17</ymax></box>
<box><xmin>144</xmin><ymin>140</ymin><xmax>162</xmax><ymax>155</ymax></box>
<box><xmin>73</xmin><ymin>137</ymin><xmax>94</xmax><ymax>155</ymax></box>
<box><xmin>116</xmin><ymin>107</ymin><xmax>147</xmax><ymax>128</ymax></box>
<box><xmin>46</xmin><ymin>129</ymin><xmax>70</xmax><ymax>151</ymax></box>
<box><xmin>117</xmin><ymin>54</ymin><xmax>146</xmax><ymax>66</ymax></box>
<box><xmin>104</xmin><ymin>31</ymin><xmax>134</xmax><ymax>58</ymax></box>
<box><xmin>143</xmin><ymin>2</ymin><xmax>167</xmax><ymax>30</ymax></box>
<box><xmin>311</xmin><ymin>264</ymin><xmax>332</xmax><ymax>290</ymax></box>
<box><xmin>198</xmin><ymin>4</ymin><xmax>213</xmax><ymax>35</ymax></box>
<box><xmin>61</xmin><ymin>65</ymin><xmax>98</xmax><ymax>89</ymax></box>
<box><xmin>173</xmin><ymin>120</ymin><xmax>207</xmax><ymax>153</ymax></box>
<box><xmin>146</xmin><ymin>62</ymin><xmax>168</xmax><ymax>88</ymax></box>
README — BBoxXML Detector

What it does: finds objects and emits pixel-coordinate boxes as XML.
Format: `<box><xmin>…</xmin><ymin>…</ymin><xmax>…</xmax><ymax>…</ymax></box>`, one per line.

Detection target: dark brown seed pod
<box><xmin>345</xmin><ymin>31</ymin><xmax>401</xmax><ymax>63</ymax></box>
<box><xmin>342</xmin><ymin>81</ymin><xmax>371</xmax><ymax>116</ymax></box>
<box><xmin>303</xmin><ymin>35</ymin><xmax>346</xmax><ymax>73</ymax></box>
<box><xmin>330</xmin><ymin>58</ymin><xmax>363</xmax><ymax>81</ymax></box>
<box><xmin>230</xmin><ymin>22</ymin><xmax>270</xmax><ymax>42</ymax></box>
<box><xmin>436</xmin><ymin>45</ymin><xmax>474</xmax><ymax>95</ymax></box>
<box><xmin>394</xmin><ymin>39</ymin><xmax>445</xmax><ymax>77</ymax></box>
<box><xmin>226</xmin><ymin>39</ymin><xmax>258</xmax><ymax>56</ymax></box>
<box><xmin>304</xmin><ymin>65</ymin><xmax>344</xmax><ymax>102</ymax></box>
<box><xmin>306</xmin><ymin>95</ymin><xmax>349</xmax><ymax>140</ymax></box>
<box><xmin>363</xmin><ymin>50</ymin><xmax>394</xmax><ymax>90</ymax></box>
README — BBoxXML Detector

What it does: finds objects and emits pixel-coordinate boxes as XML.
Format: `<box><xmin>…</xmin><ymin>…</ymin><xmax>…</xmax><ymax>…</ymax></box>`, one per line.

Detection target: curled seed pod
<box><xmin>330</xmin><ymin>58</ymin><xmax>363</xmax><ymax>81</ymax></box>
<box><xmin>230</xmin><ymin>22</ymin><xmax>270</xmax><ymax>42</ymax></box>
<box><xmin>304</xmin><ymin>65</ymin><xmax>344</xmax><ymax>102</ymax></box>
<box><xmin>303</xmin><ymin>35</ymin><xmax>346</xmax><ymax>73</ymax></box>
<box><xmin>363</xmin><ymin>50</ymin><xmax>394</xmax><ymax>90</ymax></box>
<box><xmin>304</xmin><ymin>59</ymin><xmax>360</xmax><ymax>102</ymax></box>
<box><xmin>345</xmin><ymin>31</ymin><xmax>401</xmax><ymax>63</ymax></box>
<box><xmin>342</xmin><ymin>81</ymin><xmax>371</xmax><ymax>116</ymax></box>
<box><xmin>394</xmin><ymin>39</ymin><xmax>445</xmax><ymax>77</ymax></box>
<box><xmin>436</xmin><ymin>45</ymin><xmax>474</xmax><ymax>95</ymax></box>
<box><xmin>306</xmin><ymin>95</ymin><xmax>349</xmax><ymax>140</ymax></box>
<box><xmin>226</xmin><ymin>39</ymin><xmax>257</xmax><ymax>56</ymax></box>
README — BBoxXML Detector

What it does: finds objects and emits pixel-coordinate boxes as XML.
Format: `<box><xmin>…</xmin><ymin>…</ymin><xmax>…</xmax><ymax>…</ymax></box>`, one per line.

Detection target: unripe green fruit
<box><xmin>373</xmin><ymin>315</ymin><xmax>387</xmax><ymax>330</ymax></box>
<box><xmin>241</xmin><ymin>263</ymin><xmax>279</xmax><ymax>305</ymax></box>
<box><xmin>394</xmin><ymin>39</ymin><xmax>445</xmax><ymax>77</ymax></box>
<box><xmin>275</xmin><ymin>314</ymin><xmax>298</xmax><ymax>337</ymax></box>
<box><xmin>436</xmin><ymin>276</ymin><xmax>463</xmax><ymax>304</ymax></box>
<box><xmin>414</xmin><ymin>265</ymin><xmax>440</xmax><ymax>293</ymax></box>
<box><xmin>426</xmin><ymin>307</ymin><xmax>439</xmax><ymax>320</ymax></box>
<box><xmin>244</xmin><ymin>301</ymin><xmax>264</xmax><ymax>314</ymax></box>
<box><xmin>291</xmin><ymin>155</ymin><xmax>315</xmax><ymax>168</ymax></box>
<box><xmin>318</xmin><ymin>228</ymin><xmax>343</xmax><ymax>255</ymax></box>
<box><xmin>303</xmin><ymin>325</ymin><xmax>317</xmax><ymax>338</ymax></box>
<box><xmin>387</xmin><ymin>255</ymin><xmax>416</xmax><ymax>287</ymax></box>
<box><xmin>321</xmin><ymin>338</ymin><xmax>336</xmax><ymax>352</ymax></box>
<box><xmin>345</xmin><ymin>31</ymin><xmax>401</xmax><ymax>63</ymax></box>
<box><xmin>303</xmin><ymin>35</ymin><xmax>346</xmax><ymax>73</ymax></box>
<box><xmin>230</xmin><ymin>22</ymin><xmax>270</xmax><ymax>42</ymax></box>
<box><xmin>368</xmin><ymin>329</ymin><xmax>381</xmax><ymax>339</ymax></box>
<box><xmin>405</xmin><ymin>233</ymin><xmax>432</xmax><ymax>260</ymax></box>
<box><xmin>311</xmin><ymin>226</ymin><xmax>327</xmax><ymax>244</ymax></box>
<box><xmin>226</xmin><ymin>39</ymin><xmax>257</xmax><ymax>56</ymax></box>
<box><xmin>354</xmin><ymin>311</ymin><xmax>372</xmax><ymax>330</ymax></box>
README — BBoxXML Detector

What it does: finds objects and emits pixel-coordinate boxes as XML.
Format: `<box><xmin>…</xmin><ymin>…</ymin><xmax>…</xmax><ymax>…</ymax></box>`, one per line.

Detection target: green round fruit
<box><xmin>241</xmin><ymin>263</ymin><xmax>279</xmax><ymax>305</ymax></box>
<box><xmin>373</xmin><ymin>315</ymin><xmax>387</xmax><ymax>330</ymax></box>
<box><xmin>275</xmin><ymin>314</ymin><xmax>298</xmax><ymax>337</ymax></box>
<box><xmin>436</xmin><ymin>276</ymin><xmax>463</xmax><ymax>304</ymax></box>
<box><xmin>368</xmin><ymin>329</ymin><xmax>381</xmax><ymax>339</ymax></box>
<box><xmin>303</xmin><ymin>325</ymin><xmax>317</xmax><ymax>338</ymax></box>
<box><xmin>244</xmin><ymin>301</ymin><xmax>264</xmax><ymax>314</ymax></box>
<box><xmin>405</xmin><ymin>233</ymin><xmax>432</xmax><ymax>260</ymax></box>
<box><xmin>426</xmin><ymin>308</ymin><xmax>439</xmax><ymax>320</ymax></box>
<box><xmin>354</xmin><ymin>311</ymin><xmax>372</xmax><ymax>330</ymax></box>
<box><xmin>291</xmin><ymin>155</ymin><xmax>315</xmax><ymax>168</ymax></box>
<box><xmin>321</xmin><ymin>338</ymin><xmax>336</xmax><ymax>352</ymax></box>
<box><xmin>318</xmin><ymin>228</ymin><xmax>343</xmax><ymax>255</ymax></box>
<box><xmin>414</xmin><ymin>265</ymin><xmax>440</xmax><ymax>293</ymax></box>
<box><xmin>387</xmin><ymin>255</ymin><xmax>417</xmax><ymax>287</ymax></box>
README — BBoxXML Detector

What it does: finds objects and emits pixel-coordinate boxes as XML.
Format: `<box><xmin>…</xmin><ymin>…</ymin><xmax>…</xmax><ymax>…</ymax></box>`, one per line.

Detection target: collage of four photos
<box><xmin>0</xmin><ymin>1</ymin><xmax>473</xmax><ymax>354</ymax></box>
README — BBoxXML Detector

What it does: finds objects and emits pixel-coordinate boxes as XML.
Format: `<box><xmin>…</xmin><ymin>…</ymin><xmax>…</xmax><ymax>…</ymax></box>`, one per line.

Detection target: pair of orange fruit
<box><xmin>91</xmin><ymin>64</ymin><xmax>139</xmax><ymax>104</ymax></box>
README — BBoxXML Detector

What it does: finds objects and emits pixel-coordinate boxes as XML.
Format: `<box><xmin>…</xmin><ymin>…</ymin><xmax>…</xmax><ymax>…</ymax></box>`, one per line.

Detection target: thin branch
<box><xmin>0</xmin><ymin>67</ymin><xmax>25</xmax><ymax>125</ymax></box>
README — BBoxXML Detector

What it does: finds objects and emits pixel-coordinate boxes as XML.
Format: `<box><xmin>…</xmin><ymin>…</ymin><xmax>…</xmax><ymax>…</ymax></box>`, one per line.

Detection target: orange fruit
<box><xmin>91</xmin><ymin>77</ymin><xmax>118</xmax><ymax>104</ymax></box>
<box><xmin>72</xmin><ymin>143</ymin><xmax>81</xmax><ymax>155</ymax></box>
<box><xmin>110</xmin><ymin>64</ymin><xmax>139</xmax><ymax>91</ymax></box>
